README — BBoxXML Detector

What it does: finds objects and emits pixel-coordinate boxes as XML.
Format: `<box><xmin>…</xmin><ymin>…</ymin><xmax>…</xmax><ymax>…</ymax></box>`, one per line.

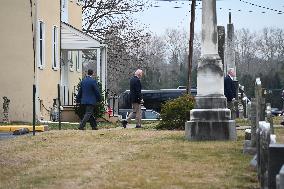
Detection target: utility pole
<box><xmin>187</xmin><ymin>0</ymin><xmax>196</xmax><ymax>94</ymax></box>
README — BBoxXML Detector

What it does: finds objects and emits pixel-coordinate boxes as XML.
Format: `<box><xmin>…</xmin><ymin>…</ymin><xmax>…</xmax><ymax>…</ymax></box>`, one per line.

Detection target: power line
<box><xmin>151</xmin><ymin>0</ymin><xmax>284</xmax><ymax>15</ymax></box>
<box><xmin>239</xmin><ymin>0</ymin><xmax>283</xmax><ymax>14</ymax></box>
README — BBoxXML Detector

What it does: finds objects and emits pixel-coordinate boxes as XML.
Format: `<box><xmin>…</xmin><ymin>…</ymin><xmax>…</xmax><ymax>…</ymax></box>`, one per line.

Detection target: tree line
<box><xmin>80</xmin><ymin>0</ymin><xmax>284</xmax><ymax>108</ymax></box>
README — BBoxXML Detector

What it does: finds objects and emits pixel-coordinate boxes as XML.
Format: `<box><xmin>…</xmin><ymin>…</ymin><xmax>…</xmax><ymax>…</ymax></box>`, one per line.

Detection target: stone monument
<box><xmin>217</xmin><ymin>26</ymin><xmax>225</xmax><ymax>66</ymax></box>
<box><xmin>2</xmin><ymin>96</ymin><xmax>10</xmax><ymax>123</ymax></box>
<box><xmin>224</xmin><ymin>12</ymin><xmax>236</xmax><ymax>76</ymax></box>
<box><xmin>257</xmin><ymin>121</ymin><xmax>271</xmax><ymax>189</ymax></box>
<box><xmin>185</xmin><ymin>0</ymin><xmax>236</xmax><ymax>140</ymax></box>
<box><xmin>268</xmin><ymin>144</ymin><xmax>284</xmax><ymax>189</ymax></box>
<box><xmin>276</xmin><ymin>165</ymin><xmax>284</xmax><ymax>189</ymax></box>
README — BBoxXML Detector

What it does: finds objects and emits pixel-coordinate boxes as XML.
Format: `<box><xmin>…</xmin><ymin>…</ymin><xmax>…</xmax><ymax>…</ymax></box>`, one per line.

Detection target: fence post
<box><xmin>57</xmin><ymin>84</ymin><xmax>61</xmax><ymax>130</ymax></box>
<box><xmin>112</xmin><ymin>94</ymin><xmax>116</xmax><ymax>117</ymax></box>
<box><xmin>33</xmin><ymin>84</ymin><xmax>36</xmax><ymax>136</ymax></box>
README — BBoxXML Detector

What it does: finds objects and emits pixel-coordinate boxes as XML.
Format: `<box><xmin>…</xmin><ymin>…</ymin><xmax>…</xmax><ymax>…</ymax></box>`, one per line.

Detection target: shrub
<box><xmin>74</xmin><ymin>78</ymin><xmax>106</xmax><ymax>119</ymax></box>
<box><xmin>156</xmin><ymin>94</ymin><xmax>195</xmax><ymax>130</ymax></box>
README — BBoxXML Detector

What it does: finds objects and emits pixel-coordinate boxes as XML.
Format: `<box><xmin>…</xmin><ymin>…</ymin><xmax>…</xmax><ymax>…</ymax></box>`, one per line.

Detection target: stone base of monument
<box><xmin>185</xmin><ymin>120</ymin><xmax>236</xmax><ymax>140</ymax></box>
<box><xmin>185</xmin><ymin>108</ymin><xmax>236</xmax><ymax>140</ymax></box>
<box><xmin>185</xmin><ymin>94</ymin><xmax>237</xmax><ymax>141</ymax></box>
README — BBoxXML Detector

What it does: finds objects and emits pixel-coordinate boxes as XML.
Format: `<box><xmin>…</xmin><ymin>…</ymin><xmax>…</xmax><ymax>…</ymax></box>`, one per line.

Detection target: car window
<box><xmin>144</xmin><ymin>111</ymin><xmax>157</xmax><ymax>119</ymax></box>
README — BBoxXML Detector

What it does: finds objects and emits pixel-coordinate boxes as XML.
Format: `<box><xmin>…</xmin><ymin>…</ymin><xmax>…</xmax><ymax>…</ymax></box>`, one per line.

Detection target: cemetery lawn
<box><xmin>0</xmin><ymin>128</ymin><xmax>262</xmax><ymax>189</ymax></box>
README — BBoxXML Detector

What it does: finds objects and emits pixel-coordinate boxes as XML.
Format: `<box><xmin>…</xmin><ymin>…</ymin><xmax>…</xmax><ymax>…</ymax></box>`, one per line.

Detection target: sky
<box><xmin>135</xmin><ymin>0</ymin><xmax>284</xmax><ymax>35</ymax></box>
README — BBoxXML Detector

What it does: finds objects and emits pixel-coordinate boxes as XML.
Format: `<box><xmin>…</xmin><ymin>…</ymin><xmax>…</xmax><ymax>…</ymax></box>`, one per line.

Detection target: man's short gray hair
<box><xmin>135</xmin><ymin>69</ymin><xmax>143</xmax><ymax>77</ymax></box>
<box><xmin>228</xmin><ymin>68</ymin><xmax>234</xmax><ymax>74</ymax></box>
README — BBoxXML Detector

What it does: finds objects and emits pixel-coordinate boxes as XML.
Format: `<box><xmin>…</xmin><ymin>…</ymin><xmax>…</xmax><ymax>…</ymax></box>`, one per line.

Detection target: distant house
<box><xmin>0</xmin><ymin>0</ymin><xmax>107</xmax><ymax>122</ymax></box>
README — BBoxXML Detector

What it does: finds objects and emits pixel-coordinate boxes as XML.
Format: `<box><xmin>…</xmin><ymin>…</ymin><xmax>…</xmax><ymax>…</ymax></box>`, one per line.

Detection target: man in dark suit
<box><xmin>122</xmin><ymin>69</ymin><xmax>143</xmax><ymax>128</ymax></box>
<box><xmin>224</xmin><ymin>68</ymin><xmax>236</xmax><ymax>109</ymax></box>
<box><xmin>76</xmin><ymin>69</ymin><xmax>101</xmax><ymax>130</ymax></box>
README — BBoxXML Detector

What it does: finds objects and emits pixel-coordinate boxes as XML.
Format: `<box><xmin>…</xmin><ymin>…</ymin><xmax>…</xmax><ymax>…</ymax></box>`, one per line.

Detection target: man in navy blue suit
<box><xmin>76</xmin><ymin>69</ymin><xmax>101</xmax><ymax>130</ymax></box>
<box><xmin>224</xmin><ymin>68</ymin><xmax>236</xmax><ymax>109</ymax></box>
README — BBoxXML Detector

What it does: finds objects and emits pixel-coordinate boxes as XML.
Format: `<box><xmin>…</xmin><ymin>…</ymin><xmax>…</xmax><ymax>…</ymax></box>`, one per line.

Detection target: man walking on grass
<box><xmin>122</xmin><ymin>69</ymin><xmax>143</xmax><ymax>128</ymax></box>
<box><xmin>76</xmin><ymin>69</ymin><xmax>101</xmax><ymax>130</ymax></box>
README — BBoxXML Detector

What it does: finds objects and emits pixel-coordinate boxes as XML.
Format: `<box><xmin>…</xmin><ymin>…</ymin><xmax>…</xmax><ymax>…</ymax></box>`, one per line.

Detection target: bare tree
<box><xmin>273</xmin><ymin>28</ymin><xmax>284</xmax><ymax>62</ymax></box>
<box><xmin>256</xmin><ymin>27</ymin><xmax>279</xmax><ymax>62</ymax></box>
<box><xmin>235</xmin><ymin>29</ymin><xmax>257</xmax><ymax>75</ymax></box>
<box><xmin>106</xmin><ymin>27</ymin><xmax>151</xmax><ymax>93</ymax></box>
<box><xmin>79</xmin><ymin>0</ymin><xmax>152</xmax><ymax>94</ymax></box>
<box><xmin>82</xmin><ymin>0</ymin><xmax>149</xmax><ymax>40</ymax></box>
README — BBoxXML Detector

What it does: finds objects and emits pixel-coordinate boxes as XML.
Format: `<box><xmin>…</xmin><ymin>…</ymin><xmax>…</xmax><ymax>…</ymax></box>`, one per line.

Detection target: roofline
<box><xmin>61</xmin><ymin>22</ymin><xmax>107</xmax><ymax>46</ymax></box>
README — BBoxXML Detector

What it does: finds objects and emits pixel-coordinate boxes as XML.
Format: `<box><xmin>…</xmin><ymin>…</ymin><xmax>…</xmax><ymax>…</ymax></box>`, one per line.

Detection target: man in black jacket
<box><xmin>122</xmin><ymin>69</ymin><xmax>143</xmax><ymax>128</ymax></box>
<box><xmin>224</xmin><ymin>68</ymin><xmax>236</xmax><ymax>109</ymax></box>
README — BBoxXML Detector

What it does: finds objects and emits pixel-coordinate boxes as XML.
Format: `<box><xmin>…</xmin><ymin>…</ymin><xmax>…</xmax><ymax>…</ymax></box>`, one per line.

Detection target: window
<box><xmin>38</xmin><ymin>21</ymin><xmax>45</xmax><ymax>69</ymax></box>
<box><xmin>76</xmin><ymin>51</ymin><xmax>81</xmax><ymax>72</ymax></box>
<box><xmin>61</xmin><ymin>0</ymin><xmax>68</xmax><ymax>23</ymax></box>
<box><xmin>52</xmin><ymin>26</ymin><xmax>59</xmax><ymax>70</ymax></box>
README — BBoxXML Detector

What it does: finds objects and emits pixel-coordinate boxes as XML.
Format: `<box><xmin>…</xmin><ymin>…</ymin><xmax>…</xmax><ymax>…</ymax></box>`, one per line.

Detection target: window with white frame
<box><xmin>75</xmin><ymin>51</ymin><xmax>81</xmax><ymax>72</ymax></box>
<box><xmin>52</xmin><ymin>26</ymin><xmax>59</xmax><ymax>70</ymax></box>
<box><xmin>77</xmin><ymin>51</ymin><xmax>82</xmax><ymax>72</ymax></box>
<box><xmin>38</xmin><ymin>21</ymin><xmax>45</xmax><ymax>69</ymax></box>
<box><xmin>61</xmin><ymin>0</ymin><xmax>68</xmax><ymax>23</ymax></box>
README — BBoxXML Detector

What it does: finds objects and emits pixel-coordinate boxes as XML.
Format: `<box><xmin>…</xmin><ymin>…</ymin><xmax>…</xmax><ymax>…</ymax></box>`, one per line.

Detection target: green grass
<box><xmin>0</xmin><ymin>125</ymin><xmax>264</xmax><ymax>189</ymax></box>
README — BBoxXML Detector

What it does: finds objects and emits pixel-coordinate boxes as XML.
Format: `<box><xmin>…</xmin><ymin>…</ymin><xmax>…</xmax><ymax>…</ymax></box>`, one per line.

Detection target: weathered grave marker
<box><xmin>185</xmin><ymin>0</ymin><xmax>236</xmax><ymax>141</ymax></box>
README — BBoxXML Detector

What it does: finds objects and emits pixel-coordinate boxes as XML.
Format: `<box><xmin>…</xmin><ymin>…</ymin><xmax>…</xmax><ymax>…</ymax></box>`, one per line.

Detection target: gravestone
<box><xmin>257</xmin><ymin>121</ymin><xmax>271</xmax><ymax>189</ymax></box>
<box><xmin>266</xmin><ymin>103</ymin><xmax>274</xmax><ymax>134</ymax></box>
<box><xmin>185</xmin><ymin>0</ymin><xmax>236</xmax><ymax>141</ymax></box>
<box><xmin>268</xmin><ymin>144</ymin><xmax>284</xmax><ymax>189</ymax></box>
<box><xmin>247</xmin><ymin>100</ymin><xmax>252</xmax><ymax>121</ymax></box>
<box><xmin>276</xmin><ymin>165</ymin><xmax>284</xmax><ymax>189</ymax></box>
<box><xmin>255</xmin><ymin>78</ymin><xmax>262</xmax><ymax>124</ymax></box>
<box><xmin>243</xmin><ymin>98</ymin><xmax>257</xmax><ymax>155</ymax></box>
<box><xmin>2</xmin><ymin>96</ymin><xmax>10</xmax><ymax>123</ymax></box>
<box><xmin>255</xmin><ymin>79</ymin><xmax>266</xmax><ymax>122</ymax></box>
<box><xmin>224</xmin><ymin>12</ymin><xmax>236</xmax><ymax>76</ymax></box>
<box><xmin>232</xmin><ymin>80</ymin><xmax>239</xmax><ymax>119</ymax></box>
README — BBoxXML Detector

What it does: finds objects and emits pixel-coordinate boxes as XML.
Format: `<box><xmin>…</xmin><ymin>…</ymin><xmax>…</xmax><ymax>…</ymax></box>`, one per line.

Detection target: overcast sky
<box><xmin>134</xmin><ymin>0</ymin><xmax>284</xmax><ymax>35</ymax></box>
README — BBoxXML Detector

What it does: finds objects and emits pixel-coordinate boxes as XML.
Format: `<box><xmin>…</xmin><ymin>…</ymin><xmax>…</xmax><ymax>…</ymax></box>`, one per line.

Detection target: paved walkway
<box><xmin>0</xmin><ymin>132</ymin><xmax>16</xmax><ymax>140</ymax></box>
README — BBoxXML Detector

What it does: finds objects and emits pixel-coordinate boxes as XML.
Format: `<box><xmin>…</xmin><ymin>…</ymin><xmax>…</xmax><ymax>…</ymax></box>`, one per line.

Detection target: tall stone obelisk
<box><xmin>185</xmin><ymin>0</ymin><xmax>236</xmax><ymax>140</ymax></box>
<box><xmin>224</xmin><ymin>12</ymin><xmax>236</xmax><ymax>77</ymax></box>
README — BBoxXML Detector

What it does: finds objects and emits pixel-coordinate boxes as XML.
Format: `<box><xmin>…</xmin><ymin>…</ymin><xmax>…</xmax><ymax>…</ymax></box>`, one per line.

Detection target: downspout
<box><xmin>30</xmin><ymin>0</ymin><xmax>39</xmax><ymax>122</ymax></box>
<box><xmin>59</xmin><ymin>0</ymin><xmax>62</xmax><ymax>82</ymax></box>
<box><xmin>35</xmin><ymin>0</ymin><xmax>40</xmax><ymax>121</ymax></box>
<box><xmin>59</xmin><ymin>0</ymin><xmax>62</xmax><ymax>129</ymax></box>
<box><xmin>29</xmin><ymin>0</ymin><xmax>36</xmax><ymax>83</ymax></box>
